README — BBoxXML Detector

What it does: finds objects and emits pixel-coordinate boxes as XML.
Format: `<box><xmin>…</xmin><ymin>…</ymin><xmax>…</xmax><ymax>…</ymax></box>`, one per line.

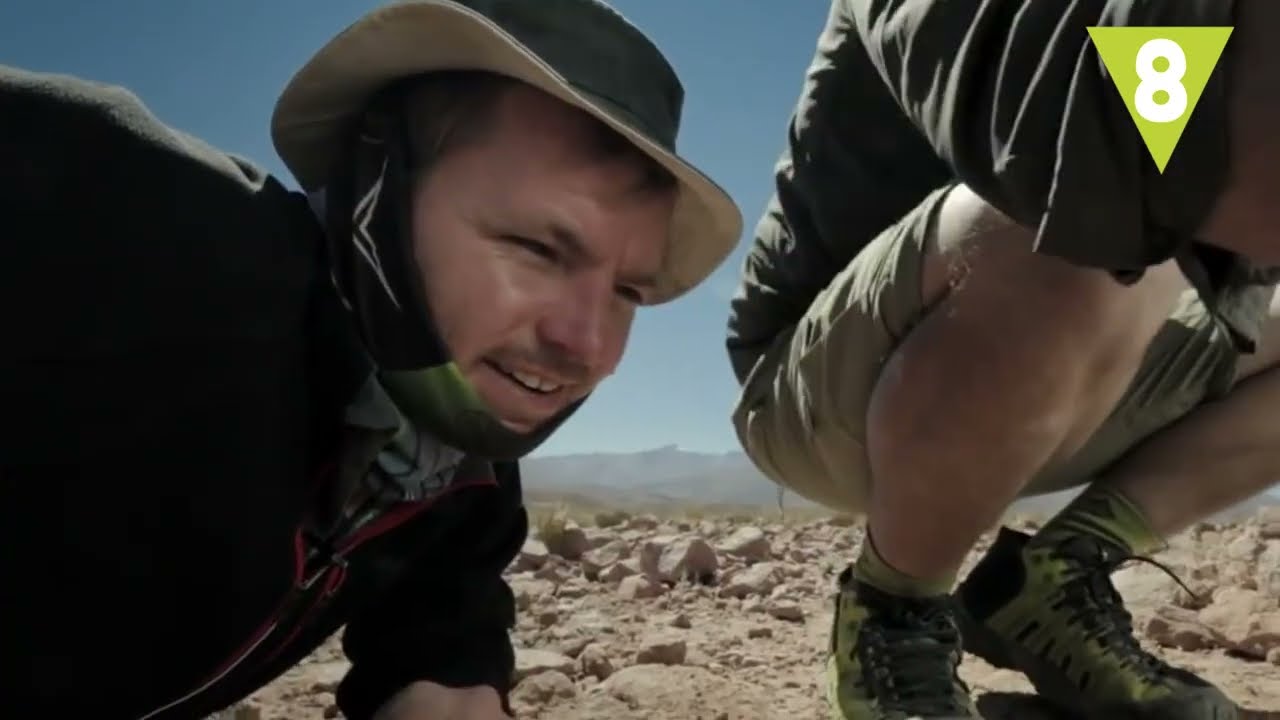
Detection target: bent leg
<box><xmin>1098</xmin><ymin>287</ymin><xmax>1280</xmax><ymax>536</ymax></box>
<box><xmin>865</xmin><ymin>184</ymin><xmax>1187</xmax><ymax>584</ymax></box>
<box><xmin>950</xmin><ymin>292</ymin><xmax>1278</xmax><ymax>719</ymax></box>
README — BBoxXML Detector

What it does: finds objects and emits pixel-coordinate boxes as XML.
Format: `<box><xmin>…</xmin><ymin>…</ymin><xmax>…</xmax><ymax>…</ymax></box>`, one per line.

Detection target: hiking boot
<box><xmin>954</xmin><ymin>527</ymin><xmax>1239</xmax><ymax>719</ymax></box>
<box><xmin>826</xmin><ymin>566</ymin><xmax>981</xmax><ymax>719</ymax></box>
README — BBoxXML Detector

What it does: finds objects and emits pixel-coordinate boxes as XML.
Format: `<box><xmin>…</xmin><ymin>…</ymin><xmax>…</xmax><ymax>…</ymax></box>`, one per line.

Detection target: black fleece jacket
<box><xmin>0</xmin><ymin>64</ymin><xmax>525</xmax><ymax>719</ymax></box>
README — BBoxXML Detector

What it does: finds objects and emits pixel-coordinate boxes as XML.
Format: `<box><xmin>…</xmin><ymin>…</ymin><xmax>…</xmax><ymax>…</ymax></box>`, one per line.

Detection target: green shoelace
<box><xmin>1042</xmin><ymin>535</ymin><xmax>1201</xmax><ymax>683</ymax></box>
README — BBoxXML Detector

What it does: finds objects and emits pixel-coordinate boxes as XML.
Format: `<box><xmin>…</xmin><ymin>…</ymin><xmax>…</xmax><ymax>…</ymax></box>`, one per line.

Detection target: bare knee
<box><xmin>869</xmin><ymin>186</ymin><xmax>1190</xmax><ymax>470</ymax></box>
<box><xmin>921</xmin><ymin>184</ymin><xmax>1187</xmax><ymax>353</ymax></box>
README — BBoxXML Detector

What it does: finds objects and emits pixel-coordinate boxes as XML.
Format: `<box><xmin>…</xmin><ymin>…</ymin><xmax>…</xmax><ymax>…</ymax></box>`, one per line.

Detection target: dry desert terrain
<box><xmin>218</xmin><ymin>506</ymin><xmax>1280</xmax><ymax>719</ymax></box>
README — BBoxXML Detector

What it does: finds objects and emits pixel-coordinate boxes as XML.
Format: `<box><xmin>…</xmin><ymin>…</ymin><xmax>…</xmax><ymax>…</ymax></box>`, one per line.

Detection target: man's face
<box><xmin>411</xmin><ymin>85</ymin><xmax>675</xmax><ymax>433</ymax></box>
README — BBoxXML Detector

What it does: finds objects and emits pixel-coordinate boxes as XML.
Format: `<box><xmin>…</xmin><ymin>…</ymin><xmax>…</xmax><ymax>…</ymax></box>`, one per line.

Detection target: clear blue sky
<box><xmin>0</xmin><ymin>1</ymin><xmax>830</xmax><ymax>456</ymax></box>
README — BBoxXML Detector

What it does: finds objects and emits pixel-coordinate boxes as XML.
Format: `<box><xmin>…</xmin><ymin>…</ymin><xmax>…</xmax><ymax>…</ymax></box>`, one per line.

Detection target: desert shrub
<box><xmin>532</xmin><ymin>504</ymin><xmax>571</xmax><ymax>552</ymax></box>
<box><xmin>594</xmin><ymin>509</ymin><xmax>631</xmax><ymax>528</ymax></box>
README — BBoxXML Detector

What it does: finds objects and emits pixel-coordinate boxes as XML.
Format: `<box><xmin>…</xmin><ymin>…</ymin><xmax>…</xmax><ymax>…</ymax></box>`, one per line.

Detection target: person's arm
<box><xmin>335</xmin><ymin>460</ymin><xmax>527</xmax><ymax>720</ymax></box>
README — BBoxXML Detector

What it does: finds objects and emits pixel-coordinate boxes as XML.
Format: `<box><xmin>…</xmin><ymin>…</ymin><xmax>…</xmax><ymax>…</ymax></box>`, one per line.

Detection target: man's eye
<box><xmin>615</xmin><ymin>286</ymin><xmax>643</xmax><ymax>304</ymax></box>
<box><xmin>504</xmin><ymin>235</ymin><xmax>556</xmax><ymax>261</ymax></box>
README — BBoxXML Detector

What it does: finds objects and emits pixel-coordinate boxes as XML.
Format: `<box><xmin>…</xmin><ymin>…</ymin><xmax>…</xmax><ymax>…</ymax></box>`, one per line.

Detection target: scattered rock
<box><xmin>514</xmin><ymin>539</ymin><xmax>550</xmax><ymax>572</ymax></box>
<box><xmin>766</xmin><ymin>600</ymin><xmax>805</xmax><ymax>622</ymax></box>
<box><xmin>235</xmin><ymin>511</ymin><xmax>1280</xmax><ymax>719</ymax></box>
<box><xmin>627</xmin><ymin>514</ymin><xmax>660</xmax><ymax>531</ymax></box>
<box><xmin>513</xmin><ymin>649</ymin><xmax>575</xmax><ymax>684</ymax></box>
<box><xmin>719</xmin><ymin>526</ymin><xmax>772</xmax><ymax>562</ymax></box>
<box><xmin>1199</xmin><ymin>587</ymin><xmax>1278</xmax><ymax>655</ymax></box>
<box><xmin>648</xmin><ymin>536</ymin><xmax>719</xmax><ymax>585</ymax></box>
<box><xmin>578</xmin><ymin>643</ymin><xmax>615</xmax><ymax>680</ymax></box>
<box><xmin>512</xmin><ymin>669</ymin><xmax>576</xmax><ymax>706</ymax></box>
<box><xmin>618</xmin><ymin>575</ymin><xmax>665</xmax><ymax>600</ymax></box>
<box><xmin>1146</xmin><ymin>606</ymin><xmax>1226</xmax><ymax>652</ymax></box>
<box><xmin>600</xmin><ymin>561</ymin><xmax>639</xmax><ymax>584</ymax></box>
<box><xmin>544</xmin><ymin>522</ymin><xmax>591</xmax><ymax>561</ymax></box>
<box><xmin>582</xmin><ymin>539</ymin><xmax>631</xmax><ymax>580</ymax></box>
<box><xmin>1257</xmin><ymin>507</ymin><xmax>1280</xmax><ymax>540</ymax></box>
<box><xmin>719</xmin><ymin>562</ymin><xmax>780</xmax><ymax>599</ymax></box>
<box><xmin>636</xmin><ymin>636</ymin><xmax>687</xmax><ymax>665</ymax></box>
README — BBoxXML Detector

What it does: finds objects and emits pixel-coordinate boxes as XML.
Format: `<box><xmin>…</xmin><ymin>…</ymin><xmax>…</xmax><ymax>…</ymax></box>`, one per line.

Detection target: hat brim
<box><xmin>270</xmin><ymin>0</ymin><xmax>742</xmax><ymax>304</ymax></box>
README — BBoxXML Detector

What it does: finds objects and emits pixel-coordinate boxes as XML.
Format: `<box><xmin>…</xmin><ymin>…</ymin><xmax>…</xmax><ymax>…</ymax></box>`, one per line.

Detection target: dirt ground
<box><xmin>225</xmin><ymin>509</ymin><xmax>1280</xmax><ymax>719</ymax></box>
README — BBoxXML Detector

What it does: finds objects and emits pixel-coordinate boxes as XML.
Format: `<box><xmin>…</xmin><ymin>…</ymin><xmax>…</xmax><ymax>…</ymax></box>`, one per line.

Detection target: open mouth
<box><xmin>485</xmin><ymin>359</ymin><xmax>564</xmax><ymax>396</ymax></box>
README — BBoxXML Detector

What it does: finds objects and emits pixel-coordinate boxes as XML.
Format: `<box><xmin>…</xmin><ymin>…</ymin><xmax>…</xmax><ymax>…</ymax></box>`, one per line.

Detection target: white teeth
<box><xmin>508</xmin><ymin>368</ymin><xmax>562</xmax><ymax>393</ymax></box>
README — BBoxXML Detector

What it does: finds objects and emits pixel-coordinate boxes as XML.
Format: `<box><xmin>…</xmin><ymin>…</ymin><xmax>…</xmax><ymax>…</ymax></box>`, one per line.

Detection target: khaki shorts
<box><xmin>730</xmin><ymin>185</ymin><xmax>1242</xmax><ymax>515</ymax></box>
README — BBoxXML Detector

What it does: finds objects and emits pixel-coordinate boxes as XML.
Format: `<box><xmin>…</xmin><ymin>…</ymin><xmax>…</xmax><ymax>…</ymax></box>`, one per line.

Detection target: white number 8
<box><xmin>1134</xmin><ymin>38</ymin><xmax>1188</xmax><ymax>123</ymax></box>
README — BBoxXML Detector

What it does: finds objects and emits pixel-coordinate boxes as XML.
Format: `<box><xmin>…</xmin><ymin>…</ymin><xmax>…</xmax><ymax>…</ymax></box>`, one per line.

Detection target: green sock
<box><xmin>852</xmin><ymin>531</ymin><xmax>956</xmax><ymax>598</ymax></box>
<box><xmin>1031</xmin><ymin>483</ymin><xmax>1165</xmax><ymax>555</ymax></box>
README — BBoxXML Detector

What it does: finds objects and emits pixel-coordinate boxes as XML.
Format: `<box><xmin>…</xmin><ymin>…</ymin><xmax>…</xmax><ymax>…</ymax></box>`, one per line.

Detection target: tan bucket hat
<box><xmin>270</xmin><ymin>0</ymin><xmax>742</xmax><ymax>304</ymax></box>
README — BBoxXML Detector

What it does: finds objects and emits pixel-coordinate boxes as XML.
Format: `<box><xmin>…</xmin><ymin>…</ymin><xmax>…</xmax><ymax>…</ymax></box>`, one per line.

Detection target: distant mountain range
<box><xmin>521</xmin><ymin>445</ymin><xmax>1279</xmax><ymax>522</ymax></box>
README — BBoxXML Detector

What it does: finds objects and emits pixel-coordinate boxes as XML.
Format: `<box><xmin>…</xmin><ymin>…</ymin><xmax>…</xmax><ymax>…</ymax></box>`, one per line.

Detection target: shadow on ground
<box><xmin>976</xmin><ymin>693</ymin><xmax>1071</xmax><ymax>720</ymax></box>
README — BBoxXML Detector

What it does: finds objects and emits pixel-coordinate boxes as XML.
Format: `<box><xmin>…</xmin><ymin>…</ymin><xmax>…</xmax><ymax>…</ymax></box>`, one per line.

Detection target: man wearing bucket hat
<box><xmin>726</xmin><ymin>1</ymin><xmax>1279</xmax><ymax>719</ymax></box>
<box><xmin>0</xmin><ymin>1</ymin><xmax>740</xmax><ymax>718</ymax></box>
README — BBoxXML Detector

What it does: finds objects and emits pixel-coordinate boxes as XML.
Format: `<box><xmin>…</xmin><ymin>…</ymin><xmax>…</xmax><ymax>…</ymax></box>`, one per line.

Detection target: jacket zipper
<box><xmin>133</xmin><ymin>475</ymin><xmax>493</xmax><ymax>720</ymax></box>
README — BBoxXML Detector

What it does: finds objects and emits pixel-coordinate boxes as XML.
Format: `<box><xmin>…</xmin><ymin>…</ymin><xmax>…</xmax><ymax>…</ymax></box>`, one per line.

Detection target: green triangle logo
<box><xmin>1087</xmin><ymin>26</ymin><xmax>1232</xmax><ymax>173</ymax></box>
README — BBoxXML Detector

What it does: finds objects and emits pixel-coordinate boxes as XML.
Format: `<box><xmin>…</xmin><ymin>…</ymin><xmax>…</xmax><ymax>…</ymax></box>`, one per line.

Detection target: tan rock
<box><xmin>513</xmin><ymin>649</ymin><xmax>575</xmax><ymax>684</ymax></box>
<box><xmin>512</xmin><ymin>670</ymin><xmax>576</xmax><ymax>705</ymax></box>
<box><xmin>513</xmin><ymin>539</ymin><xmax>550</xmax><ymax>572</ymax></box>
<box><xmin>618</xmin><ymin>574</ymin><xmax>665</xmax><ymax>600</ymax></box>
<box><xmin>627</xmin><ymin>514</ymin><xmax>660</xmax><ymax>531</ymax></box>
<box><xmin>1145</xmin><ymin>606</ymin><xmax>1226</xmax><ymax>652</ymax></box>
<box><xmin>635</xmin><ymin>635</ymin><xmax>688</xmax><ymax>665</ymax></box>
<box><xmin>718</xmin><ymin>526</ymin><xmax>771</xmax><ymax>562</ymax></box>
<box><xmin>719</xmin><ymin>562</ymin><xmax>780</xmax><ymax>599</ymax></box>
<box><xmin>655</xmin><ymin>537</ymin><xmax>719</xmax><ymax>584</ymax></box>
<box><xmin>578</xmin><ymin>643</ymin><xmax>615</xmax><ymax>680</ymax></box>
<box><xmin>545</xmin><ymin>522</ymin><xmax>591</xmax><ymax>561</ymax></box>
<box><xmin>600</xmin><ymin>561</ymin><xmax>639</xmax><ymax>584</ymax></box>
<box><xmin>1258</xmin><ymin>507</ymin><xmax>1280</xmax><ymax>540</ymax></box>
<box><xmin>581</xmin><ymin>539</ymin><xmax>631</xmax><ymax>580</ymax></box>
<box><xmin>766</xmin><ymin>600</ymin><xmax>805</xmax><ymax>622</ymax></box>
<box><xmin>1232</xmin><ymin>611</ymin><xmax>1280</xmax><ymax>660</ymax></box>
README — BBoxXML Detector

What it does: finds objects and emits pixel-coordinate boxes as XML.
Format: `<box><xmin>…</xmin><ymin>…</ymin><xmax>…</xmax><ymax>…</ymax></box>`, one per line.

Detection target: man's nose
<box><xmin>538</xmin><ymin>280</ymin><xmax>612</xmax><ymax>372</ymax></box>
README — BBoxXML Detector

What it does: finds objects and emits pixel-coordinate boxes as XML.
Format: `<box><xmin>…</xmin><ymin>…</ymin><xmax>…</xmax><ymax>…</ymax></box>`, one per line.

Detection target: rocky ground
<box><xmin>224</xmin><ymin>508</ymin><xmax>1280</xmax><ymax>719</ymax></box>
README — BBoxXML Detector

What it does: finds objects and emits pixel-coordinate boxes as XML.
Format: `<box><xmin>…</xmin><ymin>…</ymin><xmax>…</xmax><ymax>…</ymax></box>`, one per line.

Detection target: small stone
<box><xmin>1146</xmin><ymin>606</ymin><xmax>1224</xmax><ymax>652</ymax></box>
<box><xmin>512</xmin><ymin>670</ymin><xmax>576</xmax><ymax>705</ymax></box>
<box><xmin>513</xmin><ymin>539</ymin><xmax>550</xmax><ymax>572</ymax></box>
<box><xmin>635</xmin><ymin>636</ymin><xmax>687</xmax><ymax>665</ymax></box>
<box><xmin>578</xmin><ymin>643</ymin><xmax>615</xmax><ymax>680</ymax></box>
<box><xmin>618</xmin><ymin>575</ymin><xmax>665</xmax><ymax>600</ymax></box>
<box><xmin>513</xmin><ymin>649</ymin><xmax>575</xmax><ymax>684</ymax></box>
<box><xmin>766</xmin><ymin>600</ymin><xmax>804</xmax><ymax>622</ymax></box>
